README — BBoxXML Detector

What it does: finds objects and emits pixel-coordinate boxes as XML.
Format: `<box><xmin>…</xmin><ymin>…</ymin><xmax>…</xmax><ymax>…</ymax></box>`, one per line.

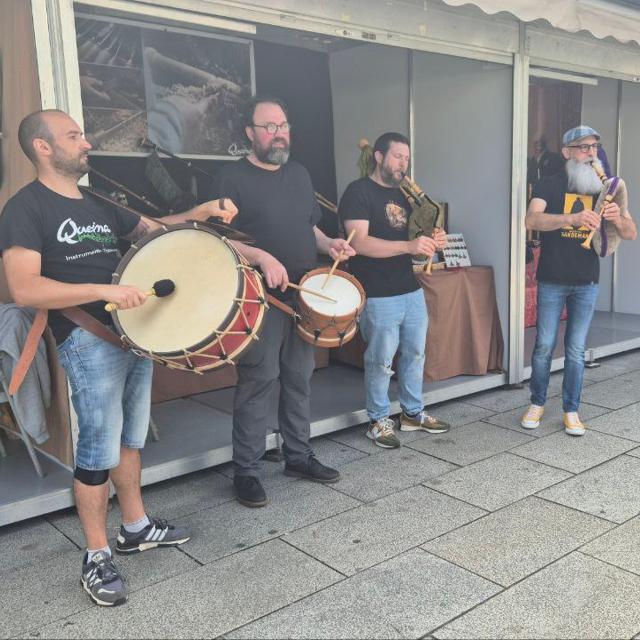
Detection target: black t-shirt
<box><xmin>0</xmin><ymin>180</ymin><xmax>138</xmax><ymax>342</ymax></box>
<box><xmin>214</xmin><ymin>158</ymin><xmax>321</xmax><ymax>301</ymax></box>
<box><xmin>532</xmin><ymin>173</ymin><xmax>600</xmax><ymax>285</ymax></box>
<box><xmin>339</xmin><ymin>177</ymin><xmax>418</xmax><ymax>299</ymax></box>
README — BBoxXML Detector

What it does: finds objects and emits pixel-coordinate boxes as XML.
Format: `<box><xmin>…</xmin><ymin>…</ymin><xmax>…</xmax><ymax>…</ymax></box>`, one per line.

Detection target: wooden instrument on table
<box><xmin>580</xmin><ymin>160</ymin><xmax>628</xmax><ymax>257</ymax></box>
<box><xmin>315</xmin><ymin>191</ymin><xmax>338</xmax><ymax>214</ymax></box>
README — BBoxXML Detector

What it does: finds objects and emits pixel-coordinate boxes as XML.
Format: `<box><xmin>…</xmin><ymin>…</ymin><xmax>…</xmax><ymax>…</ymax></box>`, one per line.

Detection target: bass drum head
<box><xmin>299</xmin><ymin>273</ymin><xmax>363</xmax><ymax>317</ymax></box>
<box><xmin>115</xmin><ymin>227</ymin><xmax>239</xmax><ymax>355</ymax></box>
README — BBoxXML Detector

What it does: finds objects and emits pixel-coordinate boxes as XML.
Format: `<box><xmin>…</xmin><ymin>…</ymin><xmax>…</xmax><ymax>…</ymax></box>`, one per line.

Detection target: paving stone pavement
<box><xmin>4</xmin><ymin>352</ymin><xmax>640</xmax><ymax>639</ymax></box>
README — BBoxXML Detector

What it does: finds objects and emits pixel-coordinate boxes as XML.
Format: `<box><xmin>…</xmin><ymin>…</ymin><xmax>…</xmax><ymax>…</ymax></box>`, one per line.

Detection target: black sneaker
<box><xmin>81</xmin><ymin>551</ymin><xmax>127</xmax><ymax>607</ymax></box>
<box><xmin>115</xmin><ymin>517</ymin><xmax>191</xmax><ymax>554</ymax></box>
<box><xmin>284</xmin><ymin>456</ymin><xmax>340</xmax><ymax>484</ymax></box>
<box><xmin>234</xmin><ymin>475</ymin><xmax>268</xmax><ymax>507</ymax></box>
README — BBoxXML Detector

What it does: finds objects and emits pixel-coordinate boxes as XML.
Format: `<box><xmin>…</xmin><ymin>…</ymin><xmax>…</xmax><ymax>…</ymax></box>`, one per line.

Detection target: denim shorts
<box><xmin>57</xmin><ymin>327</ymin><xmax>153</xmax><ymax>470</ymax></box>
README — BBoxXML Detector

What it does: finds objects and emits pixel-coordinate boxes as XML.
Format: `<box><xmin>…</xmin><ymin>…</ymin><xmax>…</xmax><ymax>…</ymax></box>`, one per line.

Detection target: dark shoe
<box><xmin>234</xmin><ymin>475</ymin><xmax>268</xmax><ymax>507</ymax></box>
<box><xmin>81</xmin><ymin>551</ymin><xmax>127</xmax><ymax>607</ymax></box>
<box><xmin>284</xmin><ymin>456</ymin><xmax>340</xmax><ymax>484</ymax></box>
<box><xmin>115</xmin><ymin>517</ymin><xmax>191</xmax><ymax>554</ymax></box>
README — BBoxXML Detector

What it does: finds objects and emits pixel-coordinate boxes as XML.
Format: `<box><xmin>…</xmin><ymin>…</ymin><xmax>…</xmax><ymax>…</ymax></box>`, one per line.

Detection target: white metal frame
<box><xmin>8</xmin><ymin>0</ymin><xmax>638</xmax><ymax>527</ymax></box>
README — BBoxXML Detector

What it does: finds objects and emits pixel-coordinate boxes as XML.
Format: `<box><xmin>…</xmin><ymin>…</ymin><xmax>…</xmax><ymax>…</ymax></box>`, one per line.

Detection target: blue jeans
<box><xmin>57</xmin><ymin>328</ymin><xmax>153</xmax><ymax>470</ymax></box>
<box><xmin>359</xmin><ymin>289</ymin><xmax>427</xmax><ymax>421</ymax></box>
<box><xmin>530</xmin><ymin>281</ymin><xmax>598</xmax><ymax>412</ymax></box>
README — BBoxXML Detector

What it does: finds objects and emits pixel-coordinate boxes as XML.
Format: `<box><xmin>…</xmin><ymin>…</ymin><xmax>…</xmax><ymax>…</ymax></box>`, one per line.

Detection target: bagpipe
<box><xmin>358</xmin><ymin>138</ymin><xmax>445</xmax><ymax>273</ymax></box>
<box><xmin>581</xmin><ymin>159</ymin><xmax>628</xmax><ymax>257</ymax></box>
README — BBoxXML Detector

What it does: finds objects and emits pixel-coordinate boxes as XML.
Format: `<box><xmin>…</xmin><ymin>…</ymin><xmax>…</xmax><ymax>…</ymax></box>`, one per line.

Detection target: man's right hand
<box><xmin>257</xmin><ymin>253</ymin><xmax>289</xmax><ymax>291</ymax></box>
<box><xmin>573</xmin><ymin>210</ymin><xmax>600</xmax><ymax>230</ymax></box>
<box><xmin>99</xmin><ymin>284</ymin><xmax>148</xmax><ymax>310</ymax></box>
<box><xmin>407</xmin><ymin>236</ymin><xmax>438</xmax><ymax>257</ymax></box>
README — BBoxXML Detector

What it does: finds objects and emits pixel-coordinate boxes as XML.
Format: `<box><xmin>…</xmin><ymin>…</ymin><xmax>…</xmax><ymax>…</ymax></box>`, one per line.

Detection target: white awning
<box><xmin>440</xmin><ymin>0</ymin><xmax>640</xmax><ymax>46</ymax></box>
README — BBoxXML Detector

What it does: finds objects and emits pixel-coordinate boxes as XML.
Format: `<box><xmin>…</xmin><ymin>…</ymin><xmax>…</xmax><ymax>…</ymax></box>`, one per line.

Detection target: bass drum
<box><xmin>111</xmin><ymin>222</ymin><xmax>266</xmax><ymax>371</ymax></box>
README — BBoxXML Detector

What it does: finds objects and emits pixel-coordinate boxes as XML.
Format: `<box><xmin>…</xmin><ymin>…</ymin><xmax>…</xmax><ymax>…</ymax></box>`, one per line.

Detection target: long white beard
<box><xmin>566</xmin><ymin>159</ymin><xmax>603</xmax><ymax>195</ymax></box>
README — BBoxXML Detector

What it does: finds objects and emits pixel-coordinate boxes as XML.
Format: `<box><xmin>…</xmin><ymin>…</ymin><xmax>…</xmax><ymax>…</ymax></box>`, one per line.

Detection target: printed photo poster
<box><xmin>75</xmin><ymin>14</ymin><xmax>255</xmax><ymax>158</ymax></box>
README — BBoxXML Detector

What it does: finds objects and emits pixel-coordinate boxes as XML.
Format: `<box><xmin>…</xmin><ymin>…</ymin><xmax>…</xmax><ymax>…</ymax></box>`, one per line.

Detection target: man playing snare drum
<box><xmin>0</xmin><ymin>109</ymin><xmax>232</xmax><ymax>606</ymax></box>
<box><xmin>215</xmin><ymin>95</ymin><xmax>355</xmax><ymax>508</ymax></box>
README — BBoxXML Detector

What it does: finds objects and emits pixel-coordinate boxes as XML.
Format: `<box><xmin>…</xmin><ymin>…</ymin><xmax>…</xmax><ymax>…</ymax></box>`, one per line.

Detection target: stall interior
<box><xmin>524</xmin><ymin>74</ymin><xmax>640</xmax><ymax>375</ymax></box>
<box><xmin>1</xmin><ymin>9</ymin><xmax>512</xmax><ymax>526</ymax></box>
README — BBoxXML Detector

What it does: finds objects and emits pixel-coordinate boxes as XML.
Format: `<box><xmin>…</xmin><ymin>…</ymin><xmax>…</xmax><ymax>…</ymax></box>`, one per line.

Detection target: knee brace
<box><xmin>74</xmin><ymin>466</ymin><xmax>109</xmax><ymax>486</ymax></box>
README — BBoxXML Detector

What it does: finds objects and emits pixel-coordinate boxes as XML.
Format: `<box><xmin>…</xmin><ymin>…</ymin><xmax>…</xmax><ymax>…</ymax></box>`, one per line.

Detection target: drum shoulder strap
<box><xmin>59</xmin><ymin>307</ymin><xmax>130</xmax><ymax>351</ymax></box>
<box><xmin>8</xmin><ymin>306</ymin><xmax>129</xmax><ymax>397</ymax></box>
<box><xmin>8</xmin><ymin>308</ymin><xmax>49</xmax><ymax>396</ymax></box>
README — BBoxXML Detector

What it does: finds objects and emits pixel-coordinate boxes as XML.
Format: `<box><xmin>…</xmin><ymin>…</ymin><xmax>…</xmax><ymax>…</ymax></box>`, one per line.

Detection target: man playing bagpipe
<box><xmin>523</xmin><ymin>125</ymin><xmax>637</xmax><ymax>436</ymax></box>
<box><xmin>339</xmin><ymin>132</ymin><xmax>450</xmax><ymax>449</ymax></box>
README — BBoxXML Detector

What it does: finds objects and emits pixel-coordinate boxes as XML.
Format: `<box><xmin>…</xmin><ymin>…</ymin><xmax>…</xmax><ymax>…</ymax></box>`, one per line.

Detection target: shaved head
<box><xmin>17</xmin><ymin>110</ymin><xmax>66</xmax><ymax>164</ymax></box>
<box><xmin>17</xmin><ymin>110</ymin><xmax>91</xmax><ymax>178</ymax></box>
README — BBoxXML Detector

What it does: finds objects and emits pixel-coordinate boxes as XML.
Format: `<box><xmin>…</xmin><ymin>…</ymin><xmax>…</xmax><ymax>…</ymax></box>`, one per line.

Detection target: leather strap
<box><xmin>8</xmin><ymin>308</ymin><xmax>49</xmax><ymax>396</ymax></box>
<box><xmin>8</xmin><ymin>306</ymin><xmax>129</xmax><ymax>396</ymax></box>
<box><xmin>266</xmin><ymin>294</ymin><xmax>298</xmax><ymax>319</ymax></box>
<box><xmin>60</xmin><ymin>306</ymin><xmax>129</xmax><ymax>351</ymax></box>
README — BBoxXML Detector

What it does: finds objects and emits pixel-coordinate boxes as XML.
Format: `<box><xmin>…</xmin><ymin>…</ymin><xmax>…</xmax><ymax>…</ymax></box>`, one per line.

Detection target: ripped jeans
<box><xmin>359</xmin><ymin>288</ymin><xmax>427</xmax><ymax>421</ymax></box>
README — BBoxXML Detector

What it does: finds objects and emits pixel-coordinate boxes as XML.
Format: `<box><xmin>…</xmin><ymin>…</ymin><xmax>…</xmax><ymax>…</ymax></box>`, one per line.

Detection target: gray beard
<box><xmin>566</xmin><ymin>159</ymin><xmax>602</xmax><ymax>195</ymax></box>
<box><xmin>265</xmin><ymin>148</ymin><xmax>289</xmax><ymax>165</ymax></box>
<box><xmin>254</xmin><ymin>141</ymin><xmax>290</xmax><ymax>165</ymax></box>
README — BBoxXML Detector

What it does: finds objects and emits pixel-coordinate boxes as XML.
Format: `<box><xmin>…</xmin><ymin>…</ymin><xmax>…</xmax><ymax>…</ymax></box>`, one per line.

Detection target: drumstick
<box><xmin>286</xmin><ymin>282</ymin><xmax>337</xmax><ymax>303</ymax></box>
<box><xmin>105</xmin><ymin>279</ymin><xmax>175</xmax><ymax>312</ymax></box>
<box><xmin>322</xmin><ymin>228</ymin><xmax>356</xmax><ymax>289</ymax></box>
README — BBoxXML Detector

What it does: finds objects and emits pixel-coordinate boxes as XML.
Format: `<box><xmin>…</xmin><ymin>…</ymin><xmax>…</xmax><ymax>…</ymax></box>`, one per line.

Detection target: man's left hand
<box><xmin>191</xmin><ymin>198</ymin><xmax>238</xmax><ymax>224</ymax></box>
<box><xmin>328</xmin><ymin>238</ymin><xmax>356</xmax><ymax>261</ymax></box>
<box><xmin>601</xmin><ymin>201</ymin><xmax>622</xmax><ymax>227</ymax></box>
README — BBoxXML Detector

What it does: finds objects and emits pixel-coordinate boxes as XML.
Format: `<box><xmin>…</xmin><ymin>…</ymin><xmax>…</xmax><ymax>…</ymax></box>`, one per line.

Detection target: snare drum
<box><xmin>111</xmin><ymin>222</ymin><xmax>266</xmax><ymax>372</ymax></box>
<box><xmin>295</xmin><ymin>267</ymin><xmax>365</xmax><ymax>347</ymax></box>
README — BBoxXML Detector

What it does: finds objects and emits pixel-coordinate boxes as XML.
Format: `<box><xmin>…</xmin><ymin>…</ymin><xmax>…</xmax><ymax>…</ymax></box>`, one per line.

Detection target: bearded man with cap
<box><xmin>522</xmin><ymin>125</ymin><xmax>636</xmax><ymax>436</ymax></box>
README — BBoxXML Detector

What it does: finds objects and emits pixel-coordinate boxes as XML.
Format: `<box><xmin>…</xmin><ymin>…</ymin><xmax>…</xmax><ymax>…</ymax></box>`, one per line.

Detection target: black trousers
<box><xmin>232</xmin><ymin>306</ymin><xmax>315</xmax><ymax>477</ymax></box>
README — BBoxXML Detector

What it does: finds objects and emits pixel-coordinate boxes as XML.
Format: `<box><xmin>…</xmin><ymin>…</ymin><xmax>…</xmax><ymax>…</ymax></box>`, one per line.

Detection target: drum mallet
<box><xmin>105</xmin><ymin>278</ymin><xmax>175</xmax><ymax>312</ymax></box>
<box><xmin>322</xmin><ymin>228</ymin><xmax>356</xmax><ymax>289</ymax></box>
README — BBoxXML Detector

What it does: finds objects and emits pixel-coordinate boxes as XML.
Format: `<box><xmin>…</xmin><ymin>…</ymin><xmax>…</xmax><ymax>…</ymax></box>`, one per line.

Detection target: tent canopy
<box><xmin>440</xmin><ymin>0</ymin><xmax>640</xmax><ymax>46</ymax></box>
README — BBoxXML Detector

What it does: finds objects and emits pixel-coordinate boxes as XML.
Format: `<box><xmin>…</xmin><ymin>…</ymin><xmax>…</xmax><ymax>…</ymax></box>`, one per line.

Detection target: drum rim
<box><xmin>298</xmin><ymin>267</ymin><xmax>366</xmax><ymax>320</ymax></box>
<box><xmin>110</xmin><ymin>222</ymin><xmax>244</xmax><ymax>357</ymax></box>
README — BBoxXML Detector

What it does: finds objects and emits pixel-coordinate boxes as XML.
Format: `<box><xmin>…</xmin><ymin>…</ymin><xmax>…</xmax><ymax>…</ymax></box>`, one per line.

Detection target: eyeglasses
<box><xmin>252</xmin><ymin>122</ymin><xmax>291</xmax><ymax>135</ymax></box>
<box><xmin>567</xmin><ymin>142</ymin><xmax>602</xmax><ymax>152</ymax></box>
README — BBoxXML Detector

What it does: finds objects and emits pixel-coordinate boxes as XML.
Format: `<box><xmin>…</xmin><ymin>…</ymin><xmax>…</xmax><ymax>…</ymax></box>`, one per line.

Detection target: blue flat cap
<box><xmin>562</xmin><ymin>125</ymin><xmax>600</xmax><ymax>146</ymax></box>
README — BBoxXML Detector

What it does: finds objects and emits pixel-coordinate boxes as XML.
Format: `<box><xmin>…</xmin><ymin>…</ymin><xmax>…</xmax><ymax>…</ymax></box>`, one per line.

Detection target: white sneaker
<box><xmin>521</xmin><ymin>404</ymin><xmax>544</xmax><ymax>429</ymax></box>
<box><xmin>564</xmin><ymin>412</ymin><xmax>586</xmax><ymax>436</ymax></box>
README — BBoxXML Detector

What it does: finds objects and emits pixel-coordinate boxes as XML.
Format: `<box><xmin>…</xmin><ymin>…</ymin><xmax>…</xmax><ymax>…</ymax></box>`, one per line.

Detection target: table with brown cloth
<box><xmin>333</xmin><ymin>265</ymin><xmax>504</xmax><ymax>383</ymax></box>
